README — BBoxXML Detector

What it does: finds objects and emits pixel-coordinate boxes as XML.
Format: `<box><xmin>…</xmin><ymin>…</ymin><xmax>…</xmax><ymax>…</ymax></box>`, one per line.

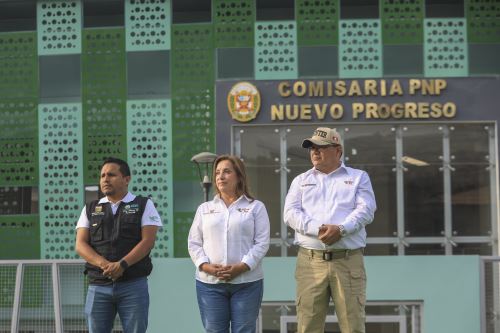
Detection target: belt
<box><xmin>299</xmin><ymin>247</ymin><xmax>363</xmax><ymax>261</ymax></box>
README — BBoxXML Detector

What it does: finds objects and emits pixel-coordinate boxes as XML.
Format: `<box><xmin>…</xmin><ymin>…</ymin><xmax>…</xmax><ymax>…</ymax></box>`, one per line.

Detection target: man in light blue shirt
<box><xmin>284</xmin><ymin>127</ymin><xmax>376</xmax><ymax>333</ymax></box>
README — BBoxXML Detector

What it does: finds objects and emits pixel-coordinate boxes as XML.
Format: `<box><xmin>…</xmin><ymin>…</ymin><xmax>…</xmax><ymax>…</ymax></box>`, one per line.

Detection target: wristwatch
<box><xmin>338</xmin><ymin>225</ymin><xmax>347</xmax><ymax>237</ymax></box>
<box><xmin>119</xmin><ymin>259</ymin><xmax>129</xmax><ymax>270</ymax></box>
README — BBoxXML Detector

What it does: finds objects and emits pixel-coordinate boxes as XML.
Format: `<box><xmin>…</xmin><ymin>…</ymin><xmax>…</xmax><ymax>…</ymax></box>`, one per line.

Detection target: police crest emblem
<box><xmin>227</xmin><ymin>82</ymin><xmax>261</xmax><ymax>122</ymax></box>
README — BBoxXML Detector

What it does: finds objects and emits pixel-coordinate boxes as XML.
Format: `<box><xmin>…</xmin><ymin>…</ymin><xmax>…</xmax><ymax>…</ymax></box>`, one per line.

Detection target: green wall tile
<box><xmin>171</xmin><ymin>24</ymin><xmax>215</xmax><ymax>181</ymax></box>
<box><xmin>0</xmin><ymin>215</ymin><xmax>40</xmax><ymax>259</ymax></box>
<box><xmin>37</xmin><ymin>0</ymin><xmax>82</xmax><ymax>55</ymax></box>
<box><xmin>339</xmin><ymin>19</ymin><xmax>383</xmax><ymax>78</ymax></box>
<box><xmin>125</xmin><ymin>0</ymin><xmax>171</xmax><ymax>51</ymax></box>
<box><xmin>255</xmin><ymin>21</ymin><xmax>298</xmax><ymax>80</ymax></box>
<box><xmin>173</xmin><ymin>211</ymin><xmax>195</xmax><ymax>258</ymax></box>
<box><xmin>296</xmin><ymin>0</ymin><xmax>339</xmax><ymax>46</ymax></box>
<box><xmin>213</xmin><ymin>0</ymin><xmax>255</xmax><ymax>47</ymax></box>
<box><xmin>466</xmin><ymin>0</ymin><xmax>500</xmax><ymax>43</ymax></box>
<box><xmin>0</xmin><ymin>100</ymin><xmax>38</xmax><ymax>186</ymax></box>
<box><xmin>0</xmin><ymin>32</ymin><xmax>38</xmax><ymax>100</ymax></box>
<box><xmin>127</xmin><ymin>99</ymin><xmax>173</xmax><ymax>257</ymax></box>
<box><xmin>82</xmin><ymin>28</ymin><xmax>127</xmax><ymax>184</ymax></box>
<box><xmin>424</xmin><ymin>18</ymin><xmax>468</xmax><ymax>77</ymax></box>
<box><xmin>171</xmin><ymin>24</ymin><xmax>215</xmax><ymax>256</ymax></box>
<box><xmin>38</xmin><ymin>103</ymin><xmax>84</xmax><ymax>259</ymax></box>
<box><xmin>381</xmin><ymin>0</ymin><xmax>424</xmax><ymax>45</ymax></box>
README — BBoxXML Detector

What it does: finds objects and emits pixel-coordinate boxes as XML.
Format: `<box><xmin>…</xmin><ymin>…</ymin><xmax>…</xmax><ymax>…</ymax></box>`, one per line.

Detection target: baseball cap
<box><xmin>302</xmin><ymin>127</ymin><xmax>342</xmax><ymax>148</ymax></box>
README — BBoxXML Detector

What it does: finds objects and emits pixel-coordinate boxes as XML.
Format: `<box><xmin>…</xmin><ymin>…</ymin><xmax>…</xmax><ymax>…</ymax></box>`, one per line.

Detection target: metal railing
<box><xmin>0</xmin><ymin>260</ymin><xmax>124</xmax><ymax>333</ymax></box>
<box><xmin>1</xmin><ymin>257</ymin><xmax>499</xmax><ymax>333</ymax></box>
<box><xmin>481</xmin><ymin>257</ymin><xmax>500</xmax><ymax>333</ymax></box>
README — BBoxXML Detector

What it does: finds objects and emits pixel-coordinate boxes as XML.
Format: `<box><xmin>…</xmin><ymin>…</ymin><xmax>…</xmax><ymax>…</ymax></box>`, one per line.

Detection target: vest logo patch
<box><xmin>123</xmin><ymin>203</ymin><xmax>140</xmax><ymax>214</ymax></box>
<box><xmin>91</xmin><ymin>205</ymin><xmax>105</xmax><ymax>216</ymax></box>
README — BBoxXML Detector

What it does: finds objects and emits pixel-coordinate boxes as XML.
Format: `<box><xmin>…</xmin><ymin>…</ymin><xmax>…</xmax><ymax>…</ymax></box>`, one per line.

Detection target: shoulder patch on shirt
<box><xmin>91</xmin><ymin>205</ymin><xmax>105</xmax><ymax>216</ymax></box>
<box><xmin>149</xmin><ymin>215</ymin><xmax>160</xmax><ymax>223</ymax></box>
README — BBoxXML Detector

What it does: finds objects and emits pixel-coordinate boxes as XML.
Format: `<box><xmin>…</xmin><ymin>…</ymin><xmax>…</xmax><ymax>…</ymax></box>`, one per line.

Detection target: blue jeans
<box><xmin>196</xmin><ymin>279</ymin><xmax>264</xmax><ymax>333</ymax></box>
<box><xmin>85</xmin><ymin>277</ymin><xmax>149</xmax><ymax>333</ymax></box>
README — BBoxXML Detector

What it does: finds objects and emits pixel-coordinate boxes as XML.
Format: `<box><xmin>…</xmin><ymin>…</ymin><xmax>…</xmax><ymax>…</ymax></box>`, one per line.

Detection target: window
<box><xmin>234</xmin><ymin>123</ymin><xmax>497</xmax><ymax>256</ymax></box>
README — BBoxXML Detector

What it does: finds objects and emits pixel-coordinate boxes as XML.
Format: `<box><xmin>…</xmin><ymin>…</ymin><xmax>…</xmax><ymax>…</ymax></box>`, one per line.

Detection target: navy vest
<box><xmin>85</xmin><ymin>196</ymin><xmax>152</xmax><ymax>285</ymax></box>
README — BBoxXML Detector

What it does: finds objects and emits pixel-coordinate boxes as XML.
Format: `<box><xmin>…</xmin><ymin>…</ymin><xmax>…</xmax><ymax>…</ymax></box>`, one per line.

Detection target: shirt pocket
<box><xmin>89</xmin><ymin>219</ymin><xmax>104</xmax><ymax>242</ymax></box>
<box><xmin>333</xmin><ymin>182</ymin><xmax>357</xmax><ymax>207</ymax></box>
<box><xmin>120</xmin><ymin>215</ymin><xmax>141</xmax><ymax>240</ymax></box>
<box><xmin>234</xmin><ymin>209</ymin><xmax>255</xmax><ymax>235</ymax></box>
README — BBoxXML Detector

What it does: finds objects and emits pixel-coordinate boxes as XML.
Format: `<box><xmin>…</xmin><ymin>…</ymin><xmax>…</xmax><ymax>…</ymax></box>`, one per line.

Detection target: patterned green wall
<box><xmin>213</xmin><ymin>0</ymin><xmax>255</xmax><ymax>47</ymax></box>
<box><xmin>381</xmin><ymin>0</ymin><xmax>424</xmax><ymax>45</ymax></box>
<box><xmin>297</xmin><ymin>0</ymin><xmax>339</xmax><ymax>46</ymax></box>
<box><xmin>255</xmin><ymin>21</ymin><xmax>298</xmax><ymax>79</ymax></box>
<box><xmin>37</xmin><ymin>0</ymin><xmax>82</xmax><ymax>55</ymax></box>
<box><xmin>38</xmin><ymin>103</ymin><xmax>84</xmax><ymax>259</ymax></box>
<box><xmin>0</xmin><ymin>31</ymin><xmax>39</xmax><ymax>258</ymax></box>
<box><xmin>127</xmin><ymin>100</ymin><xmax>173</xmax><ymax>257</ymax></box>
<box><xmin>339</xmin><ymin>19</ymin><xmax>382</xmax><ymax>78</ymax></box>
<box><xmin>0</xmin><ymin>0</ymin><xmax>499</xmax><ymax>259</ymax></box>
<box><xmin>82</xmin><ymin>28</ymin><xmax>127</xmax><ymax>184</ymax></box>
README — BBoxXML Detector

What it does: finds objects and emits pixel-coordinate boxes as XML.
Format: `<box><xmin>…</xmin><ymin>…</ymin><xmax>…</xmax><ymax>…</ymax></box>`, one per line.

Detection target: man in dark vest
<box><xmin>75</xmin><ymin>157</ymin><xmax>162</xmax><ymax>333</ymax></box>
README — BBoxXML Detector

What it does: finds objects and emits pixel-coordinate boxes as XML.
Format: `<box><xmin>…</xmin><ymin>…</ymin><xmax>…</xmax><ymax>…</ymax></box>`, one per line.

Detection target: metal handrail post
<box><xmin>52</xmin><ymin>263</ymin><xmax>63</xmax><ymax>333</ymax></box>
<box><xmin>11</xmin><ymin>263</ymin><xmax>24</xmax><ymax>333</ymax></box>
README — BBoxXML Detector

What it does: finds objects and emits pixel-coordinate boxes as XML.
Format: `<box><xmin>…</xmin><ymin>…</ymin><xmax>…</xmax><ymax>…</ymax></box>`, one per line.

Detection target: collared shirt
<box><xmin>75</xmin><ymin>192</ymin><xmax>163</xmax><ymax>229</ymax></box>
<box><xmin>188</xmin><ymin>195</ymin><xmax>270</xmax><ymax>284</ymax></box>
<box><xmin>284</xmin><ymin>163</ymin><xmax>376</xmax><ymax>250</ymax></box>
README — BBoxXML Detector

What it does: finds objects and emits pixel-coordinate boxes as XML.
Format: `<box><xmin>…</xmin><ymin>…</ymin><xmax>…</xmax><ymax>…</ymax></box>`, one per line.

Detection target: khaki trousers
<box><xmin>295</xmin><ymin>247</ymin><xmax>366</xmax><ymax>333</ymax></box>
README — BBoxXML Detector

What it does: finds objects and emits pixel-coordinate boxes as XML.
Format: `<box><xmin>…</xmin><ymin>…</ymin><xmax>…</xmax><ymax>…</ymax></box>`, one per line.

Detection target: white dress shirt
<box><xmin>284</xmin><ymin>163</ymin><xmax>376</xmax><ymax>250</ymax></box>
<box><xmin>188</xmin><ymin>195</ymin><xmax>270</xmax><ymax>284</ymax></box>
<box><xmin>76</xmin><ymin>192</ymin><xmax>163</xmax><ymax>229</ymax></box>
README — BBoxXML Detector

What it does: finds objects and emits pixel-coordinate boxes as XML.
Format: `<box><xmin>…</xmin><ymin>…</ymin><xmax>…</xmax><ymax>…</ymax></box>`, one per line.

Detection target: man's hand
<box><xmin>102</xmin><ymin>262</ymin><xmax>124</xmax><ymax>281</ymax></box>
<box><xmin>216</xmin><ymin>263</ymin><xmax>249</xmax><ymax>282</ymax></box>
<box><xmin>318</xmin><ymin>224</ymin><xmax>342</xmax><ymax>245</ymax></box>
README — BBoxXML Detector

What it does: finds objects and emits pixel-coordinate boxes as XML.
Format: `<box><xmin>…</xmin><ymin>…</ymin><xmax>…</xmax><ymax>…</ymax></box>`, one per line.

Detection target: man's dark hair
<box><xmin>101</xmin><ymin>157</ymin><xmax>131</xmax><ymax>177</ymax></box>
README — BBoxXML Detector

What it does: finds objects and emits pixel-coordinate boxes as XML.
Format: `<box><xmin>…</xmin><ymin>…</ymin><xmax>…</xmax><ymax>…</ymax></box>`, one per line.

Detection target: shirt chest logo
<box><xmin>91</xmin><ymin>205</ymin><xmax>105</xmax><ymax>216</ymax></box>
<box><xmin>237</xmin><ymin>207</ymin><xmax>250</xmax><ymax>213</ymax></box>
<box><xmin>344</xmin><ymin>180</ymin><xmax>354</xmax><ymax>185</ymax></box>
<box><xmin>123</xmin><ymin>203</ymin><xmax>140</xmax><ymax>214</ymax></box>
<box><xmin>203</xmin><ymin>209</ymin><xmax>221</xmax><ymax>215</ymax></box>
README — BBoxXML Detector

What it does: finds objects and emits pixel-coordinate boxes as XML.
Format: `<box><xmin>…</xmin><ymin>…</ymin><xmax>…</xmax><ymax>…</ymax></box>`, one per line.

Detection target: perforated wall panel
<box><xmin>173</xmin><ymin>212</ymin><xmax>194</xmax><ymax>257</ymax></box>
<box><xmin>255</xmin><ymin>21</ymin><xmax>298</xmax><ymax>80</ymax></box>
<box><xmin>214</xmin><ymin>0</ymin><xmax>255</xmax><ymax>47</ymax></box>
<box><xmin>466</xmin><ymin>0</ymin><xmax>500</xmax><ymax>43</ymax></box>
<box><xmin>37</xmin><ymin>0</ymin><xmax>82</xmax><ymax>55</ymax></box>
<box><xmin>125</xmin><ymin>0</ymin><xmax>171</xmax><ymax>51</ymax></box>
<box><xmin>0</xmin><ymin>32</ymin><xmax>38</xmax><ymax>99</ymax></box>
<box><xmin>381</xmin><ymin>0</ymin><xmax>424</xmax><ymax>44</ymax></box>
<box><xmin>297</xmin><ymin>0</ymin><xmax>339</xmax><ymax>46</ymax></box>
<box><xmin>424</xmin><ymin>19</ymin><xmax>468</xmax><ymax>77</ymax></box>
<box><xmin>0</xmin><ymin>101</ymin><xmax>38</xmax><ymax>185</ymax></box>
<box><xmin>82</xmin><ymin>28</ymin><xmax>127</xmax><ymax>184</ymax></box>
<box><xmin>0</xmin><ymin>215</ymin><xmax>39</xmax><ymax>259</ymax></box>
<box><xmin>339</xmin><ymin>20</ymin><xmax>382</xmax><ymax>78</ymax></box>
<box><xmin>171</xmin><ymin>24</ymin><xmax>214</xmax><ymax>180</ymax></box>
<box><xmin>126</xmin><ymin>100</ymin><xmax>173</xmax><ymax>257</ymax></box>
<box><xmin>39</xmin><ymin>104</ymin><xmax>83</xmax><ymax>259</ymax></box>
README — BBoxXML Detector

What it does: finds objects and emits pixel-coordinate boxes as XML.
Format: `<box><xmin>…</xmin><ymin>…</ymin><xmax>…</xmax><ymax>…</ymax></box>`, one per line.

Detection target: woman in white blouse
<box><xmin>188</xmin><ymin>155</ymin><xmax>270</xmax><ymax>333</ymax></box>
